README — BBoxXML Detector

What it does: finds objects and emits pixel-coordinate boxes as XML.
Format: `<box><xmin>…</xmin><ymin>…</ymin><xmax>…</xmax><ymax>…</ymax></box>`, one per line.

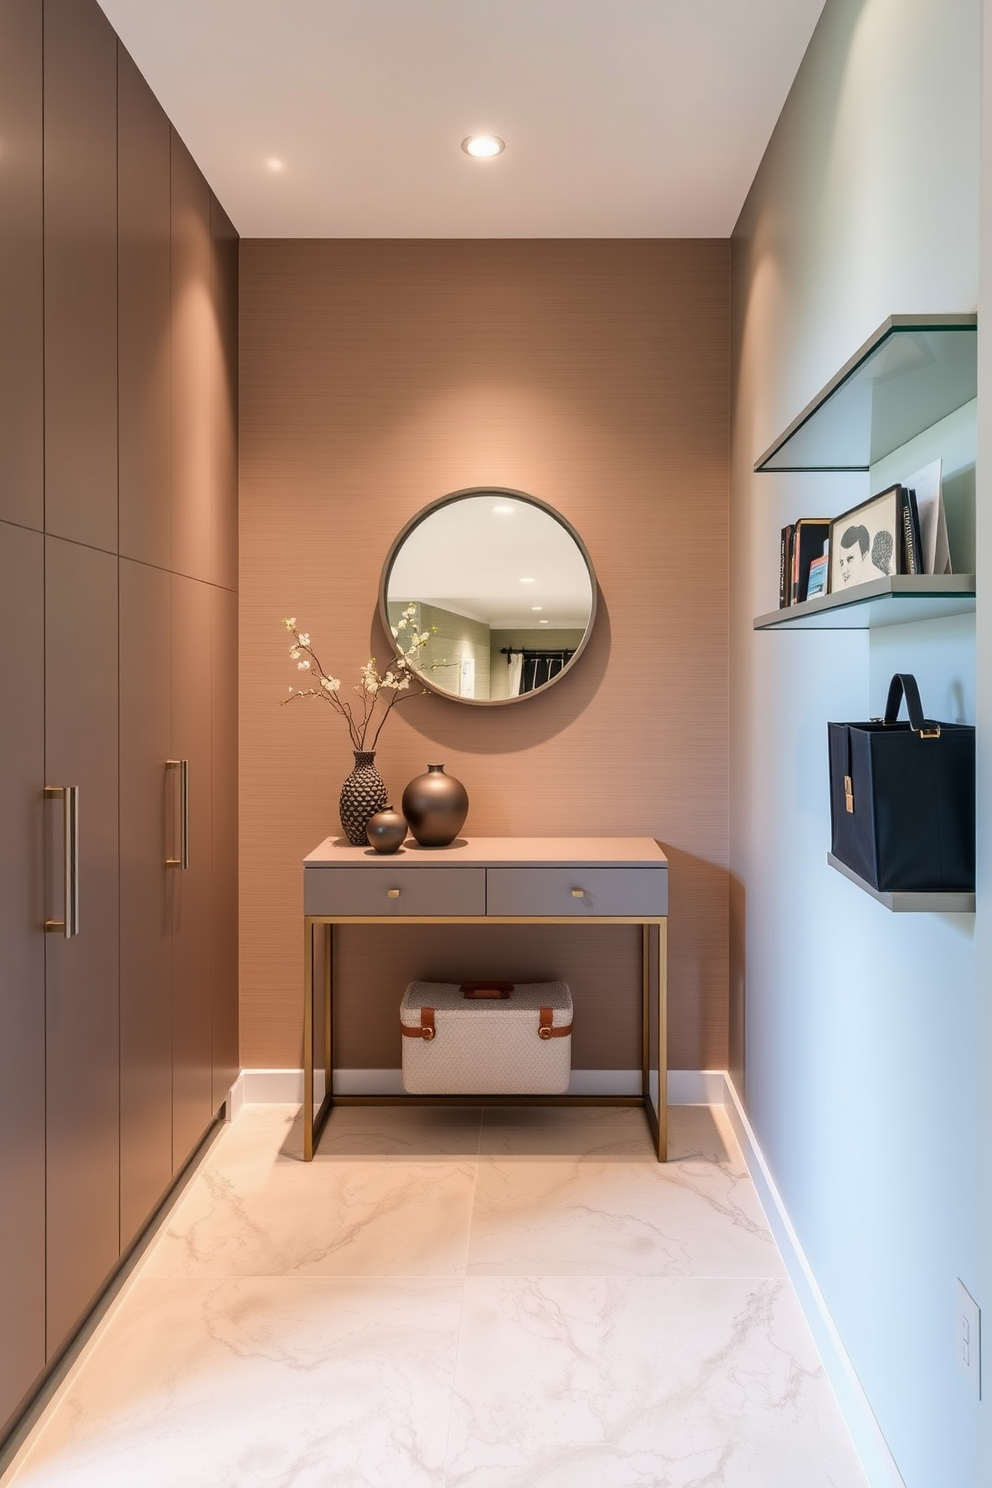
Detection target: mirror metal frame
<box><xmin>377</xmin><ymin>486</ymin><xmax>599</xmax><ymax>707</ymax></box>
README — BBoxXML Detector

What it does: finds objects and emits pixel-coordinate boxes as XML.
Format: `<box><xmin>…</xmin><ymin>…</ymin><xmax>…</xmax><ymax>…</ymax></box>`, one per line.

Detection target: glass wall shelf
<box><xmin>754</xmin><ymin>315</ymin><xmax>977</xmax><ymax>473</ymax></box>
<box><xmin>827</xmin><ymin>854</ymin><xmax>975</xmax><ymax>914</ymax></box>
<box><xmin>753</xmin><ymin>574</ymin><xmax>976</xmax><ymax>631</ymax></box>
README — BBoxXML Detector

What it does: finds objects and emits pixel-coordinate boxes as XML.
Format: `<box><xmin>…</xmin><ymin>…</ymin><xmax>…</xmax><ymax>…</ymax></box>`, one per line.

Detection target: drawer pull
<box><xmin>45</xmin><ymin>785</ymin><xmax>79</xmax><ymax>938</ymax></box>
<box><xmin>571</xmin><ymin>887</ymin><xmax>585</xmax><ymax>898</ymax></box>
<box><xmin>387</xmin><ymin>888</ymin><xmax>401</xmax><ymax>899</ymax></box>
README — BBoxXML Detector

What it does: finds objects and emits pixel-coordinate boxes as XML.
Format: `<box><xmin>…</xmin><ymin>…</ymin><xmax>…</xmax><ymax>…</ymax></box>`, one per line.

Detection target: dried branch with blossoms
<box><xmin>280</xmin><ymin>607</ymin><xmax>433</xmax><ymax>751</ymax></box>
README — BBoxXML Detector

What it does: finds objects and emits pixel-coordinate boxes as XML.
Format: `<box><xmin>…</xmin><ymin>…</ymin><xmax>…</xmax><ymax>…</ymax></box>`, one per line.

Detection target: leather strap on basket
<box><xmin>883</xmin><ymin>673</ymin><xmax>941</xmax><ymax>738</ymax></box>
<box><xmin>400</xmin><ymin>1008</ymin><xmax>436</xmax><ymax>1041</ymax></box>
<box><xmin>538</xmin><ymin>1008</ymin><xmax>572</xmax><ymax>1040</ymax></box>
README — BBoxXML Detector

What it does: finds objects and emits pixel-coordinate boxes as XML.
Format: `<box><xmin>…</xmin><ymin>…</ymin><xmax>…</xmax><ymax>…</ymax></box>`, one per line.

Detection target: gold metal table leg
<box><xmin>640</xmin><ymin>921</ymin><xmax>668</xmax><ymax>1162</ymax></box>
<box><xmin>303</xmin><ymin>916</ymin><xmax>315</xmax><ymax>1161</ymax></box>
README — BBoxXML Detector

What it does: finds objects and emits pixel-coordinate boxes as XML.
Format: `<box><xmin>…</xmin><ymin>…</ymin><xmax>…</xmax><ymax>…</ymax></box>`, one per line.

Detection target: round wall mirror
<box><xmin>378</xmin><ymin>488</ymin><xmax>598</xmax><ymax>706</ymax></box>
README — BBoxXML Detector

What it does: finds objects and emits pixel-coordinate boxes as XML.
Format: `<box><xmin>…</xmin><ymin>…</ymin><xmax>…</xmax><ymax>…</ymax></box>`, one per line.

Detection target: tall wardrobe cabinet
<box><xmin>0</xmin><ymin>0</ymin><xmax>239</xmax><ymax>1438</ymax></box>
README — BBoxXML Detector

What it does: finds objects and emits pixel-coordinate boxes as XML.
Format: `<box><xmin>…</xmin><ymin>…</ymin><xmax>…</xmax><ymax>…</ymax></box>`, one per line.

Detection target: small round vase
<box><xmin>339</xmin><ymin>751</ymin><xmax>388</xmax><ymax>847</ymax></box>
<box><xmin>401</xmin><ymin>763</ymin><xmax>469</xmax><ymax>848</ymax></box>
<box><xmin>366</xmin><ymin>806</ymin><xmax>407</xmax><ymax>855</ymax></box>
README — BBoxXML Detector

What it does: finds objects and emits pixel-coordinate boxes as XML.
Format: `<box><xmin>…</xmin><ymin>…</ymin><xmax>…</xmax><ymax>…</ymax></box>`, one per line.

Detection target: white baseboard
<box><xmin>236</xmin><ymin>1068</ymin><xmax>724</xmax><ymax>1103</ymax></box>
<box><xmin>721</xmin><ymin>1074</ymin><xmax>905</xmax><ymax>1488</ymax></box>
<box><xmin>225</xmin><ymin>1072</ymin><xmax>246</xmax><ymax>1121</ymax></box>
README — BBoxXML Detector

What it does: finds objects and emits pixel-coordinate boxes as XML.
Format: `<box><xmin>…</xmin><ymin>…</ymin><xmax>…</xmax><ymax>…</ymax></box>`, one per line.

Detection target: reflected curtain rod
<box><xmin>499</xmin><ymin>647</ymin><xmax>576</xmax><ymax>658</ymax></box>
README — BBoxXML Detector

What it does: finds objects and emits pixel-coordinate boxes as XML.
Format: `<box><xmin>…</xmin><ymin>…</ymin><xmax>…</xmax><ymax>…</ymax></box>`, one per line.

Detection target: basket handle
<box><xmin>883</xmin><ymin>674</ymin><xmax>940</xmax><ymax>737</ymax></box>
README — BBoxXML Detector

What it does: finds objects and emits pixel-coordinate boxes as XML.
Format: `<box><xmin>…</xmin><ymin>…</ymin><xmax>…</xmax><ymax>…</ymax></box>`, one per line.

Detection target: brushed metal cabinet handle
<box><xmin>387</xmin><ymin>888</ymin><xmax>401</xmax><ymax>899</ymax></box>
<box><xmin>571</xmin><ymin>887</ymin><xmax>585</xmax><ymax>898</ymax></box>
<box><xmin>166</xmin><ymin>759</ymin><xmax>189</xmax><ymax>869</ymax></box>
<box><xmin>45</xmin><ymin>784</ymin><xmax>79</xmax><ymax>938</ymax></box>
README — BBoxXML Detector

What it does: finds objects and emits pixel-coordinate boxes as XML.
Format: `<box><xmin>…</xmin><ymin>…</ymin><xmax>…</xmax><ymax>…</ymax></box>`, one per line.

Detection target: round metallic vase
<box><xmin>401</xmin><ymin>764</ymin><xmax>469</xmax><ymax>848</ymax></box>
<box><xmin>366</xmin><ymin>806</ymin><xmax>408</xmax><ymax>855</ymax></box>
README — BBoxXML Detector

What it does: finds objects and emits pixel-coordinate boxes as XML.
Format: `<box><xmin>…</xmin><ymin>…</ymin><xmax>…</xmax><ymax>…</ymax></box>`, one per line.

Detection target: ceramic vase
<box><xmin>366</xmin><ymin>806</ymin><xmax>408</xmax><ymax>854</ymax></box>
<box><xmin>339</xmin><ymin>751</ymin><xmax>388</xmax><ymax>846</ymax></box>
<box><xmin>401</xmin><ymin>763</ymin><xmax>469</xmax><ymax>847</ymax></box>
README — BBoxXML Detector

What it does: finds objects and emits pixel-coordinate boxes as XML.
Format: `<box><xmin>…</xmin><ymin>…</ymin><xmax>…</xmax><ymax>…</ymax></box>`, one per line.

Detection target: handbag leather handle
<box><xmin>883</xmin><ymin>674</ymin><xmax>939</xmax><ymax>736</ymax></box>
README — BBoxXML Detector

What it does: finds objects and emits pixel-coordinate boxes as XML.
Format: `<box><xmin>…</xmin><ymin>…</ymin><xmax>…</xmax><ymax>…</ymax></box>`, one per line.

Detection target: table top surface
<box><xmin>304</xmin><ymin>836</ymin><xmax>668</xmax><ymax>870</ymax></box>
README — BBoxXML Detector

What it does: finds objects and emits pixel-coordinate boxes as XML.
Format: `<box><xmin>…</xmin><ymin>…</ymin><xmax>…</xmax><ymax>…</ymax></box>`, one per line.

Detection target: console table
<box><xmin>302</xmin><ymin>836</ymin><xmax>669</xmax><ymax>1161</ymax></box>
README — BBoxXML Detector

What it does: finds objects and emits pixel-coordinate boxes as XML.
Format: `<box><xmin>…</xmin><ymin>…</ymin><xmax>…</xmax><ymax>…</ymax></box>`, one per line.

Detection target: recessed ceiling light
<box><xmin>462</xmin><ymin>135</ymin><xmax>505</xmax><ymax>159</ymax></box>
<box><xmin>539</xmin><ymin>619</ymin><xmax>549</xmax><ymax>625</ymax></box>
<box><xmin>492</xmin><ymin>504</ymin><xmax>514</xmax><ymax>514</ymax></box>
<box><xmin>531</xmin><ymin>606</ymin><xmax>543</xmax><ymax>612</ymax></box>
<box><xmin>266</xmin><ymin>157</ymin><xmax>285</xmax><ymax>173</ymax></box>
<box><xmin>519</xmin><ymin>576</ymin><xmax>535</xmax><ymax>583</ymax></box>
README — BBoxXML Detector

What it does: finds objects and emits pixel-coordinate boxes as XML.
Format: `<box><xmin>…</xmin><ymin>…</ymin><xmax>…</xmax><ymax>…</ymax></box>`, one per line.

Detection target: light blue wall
<box><xmin>729</xmin><ymin>3</ymin><xmax>981</xmax><ymax>1485</ymax></box>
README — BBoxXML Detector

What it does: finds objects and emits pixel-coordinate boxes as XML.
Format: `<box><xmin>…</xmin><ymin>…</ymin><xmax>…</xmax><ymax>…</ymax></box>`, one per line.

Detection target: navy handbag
<box><xmin>827</xmin><ymin>673</ymin><xmax>975</xmax><ymax>893</ymax></box>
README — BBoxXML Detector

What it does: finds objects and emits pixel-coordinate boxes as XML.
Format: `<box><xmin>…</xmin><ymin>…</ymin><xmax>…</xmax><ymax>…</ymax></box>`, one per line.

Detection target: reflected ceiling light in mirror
<box><xmin>492</xmin><ymin>504</ymin><xmax>514</xmax><ymax>514</ymax></box>
<box><xmin>461</xmin><ymin>134</ymin><xmax>505</xmax><ymax>159</ymax></box>
<box><xmin>531</xmin><ymin>606</ymin><xmax>543</xmax><ymax>612</ymax></box>
<box><xmin>519</xmin><ymin>576</ymin><xmax>535</xmax><ymax>583</ymax></box>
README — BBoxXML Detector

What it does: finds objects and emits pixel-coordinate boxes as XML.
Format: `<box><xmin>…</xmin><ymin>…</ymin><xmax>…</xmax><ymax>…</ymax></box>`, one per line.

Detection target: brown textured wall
<box><xmin>240</xmin><ymin>239</ymin><xmax>729</xmax><ymax>1071</ymax></box>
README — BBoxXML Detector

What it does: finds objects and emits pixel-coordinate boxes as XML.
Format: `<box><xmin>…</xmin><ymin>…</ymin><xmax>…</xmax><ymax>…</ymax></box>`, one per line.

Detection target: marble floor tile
<box><xmin>144</xmin><ymin>1143</ymin><xmax>477</xmax><ymax>1279</ymax></box>
<box><xmin>7</xmin><ymin>1277</ymin><xmax>463</xmax><ymax>1488</ymax></box>
<box><xmin>479</xmin><ymin>1104</ymin><xmax>657</xmax><ymax>1160</ymax></box>
<box><xmin>3</xmin><ymin>1106</ymin><xmax>867</xmax><ymax>1488</ymax></box>
<box><xmin>446</xmin><ymin>1275</ymin><xmax>869</xmax><ymax>1488</ymax></box>
<box><xmin>466</xmin><ymin>1150</ymin><xmax>782</xmax><ymax>1279</ymax></box>
<box><xmin>315</xmin><ymin>1104</ymin><xmax>483</xmax><ymax>1159</ymax></box>
<box><xmin>478</xmin><ymin>1102</ymin><xmax>741</xmax><ymax>1165</ymax></box>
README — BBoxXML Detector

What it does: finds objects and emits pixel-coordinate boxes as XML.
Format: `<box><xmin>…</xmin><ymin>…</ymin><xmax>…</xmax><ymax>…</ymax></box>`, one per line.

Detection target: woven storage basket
<box><xmin>400</xmin><ymin>980</ymin><xmax>572</xmax><ymax>1095</ymax></box>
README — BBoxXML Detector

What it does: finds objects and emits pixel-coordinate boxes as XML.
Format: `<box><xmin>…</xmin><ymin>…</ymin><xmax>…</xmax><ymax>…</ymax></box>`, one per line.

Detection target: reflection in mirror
<box><xmin>379</xmin><ymin>489</ymin><xmax>597</xmax><ymax>706</ymax></box>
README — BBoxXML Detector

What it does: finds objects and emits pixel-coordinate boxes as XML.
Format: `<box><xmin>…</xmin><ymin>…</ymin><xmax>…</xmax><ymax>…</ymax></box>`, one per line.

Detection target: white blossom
<box><xmin>298</xmin><ymin>633</ymin><xmax>310</xmax><ymax>647</ymax></box>
<box><xmin>320</xmin><ymin>676</ymin><xmax>340</xmax><ymax>692</ymax></box>
<box><xmin>297</xmin><ymin>659</ymin><xmax>311</xmax><ymax>670</ymax></box>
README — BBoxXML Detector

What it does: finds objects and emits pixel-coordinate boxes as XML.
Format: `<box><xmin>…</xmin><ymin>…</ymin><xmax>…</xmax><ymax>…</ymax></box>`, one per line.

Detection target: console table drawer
<box><xmin>486</xmin><ymin>867</ymin><xmax>668</xmax><ymax>918</ymax></box>
<box><xmin>304</xmin><ymin>867</ymin><xmax>486</xmax><ymax>918</ymax></box>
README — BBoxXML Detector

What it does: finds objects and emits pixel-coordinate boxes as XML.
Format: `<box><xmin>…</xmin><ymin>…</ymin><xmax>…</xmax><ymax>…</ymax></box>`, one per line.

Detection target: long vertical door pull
<box><xmin>44</xmin><ymin>784</ymin><xmax>79</xmax><ymax>937</ymax></box>
<box><xmin>166</xmin><ymin>758</ymin><xmax>189</xmax><ymax>869</ymax></box>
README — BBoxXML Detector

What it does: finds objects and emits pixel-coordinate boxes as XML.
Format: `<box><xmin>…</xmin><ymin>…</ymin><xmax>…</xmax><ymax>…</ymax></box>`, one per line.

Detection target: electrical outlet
<box><xmin>956</xmin><ymin>1279</ymin><xmax>981</xmax><ymax>1399</ymax></box>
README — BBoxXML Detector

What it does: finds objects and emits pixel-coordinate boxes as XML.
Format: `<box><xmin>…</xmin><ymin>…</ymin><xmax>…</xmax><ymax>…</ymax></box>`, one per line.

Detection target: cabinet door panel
<box><xmin>211</xmin><ymin>197</ymin><xmax>239</xmax><ymax>594</ymax></box>
<box><xmin>171</xmin><ymin>136</ymin><xmax>213</xmax><ymax>585</ymax></box>
<box><xmin>0</xmin><ymin>0</ymin><xmax>43</xmax><ymax>531</ymax></box>
<box><xmin>119</xmin><ymin>560</ymin><xmax>173</xmax><ymax>1242</ymax></box>
<box><xmin>43</xmin><ymin>0</ymin><xmax>118</xmax><ymax>552</ymax></box>
<box><xmin>118</xmin><ymin>47</ymin><xmax>171</xmax><ymax>570</ymax></box>
<box><xmin>45</xmin><ymin>537</ymin><xmax>120</xmax><ymax>1354</ymax></box>
<box><xmin>211</xmin><ymin>585</ymin><xmax>239</xmax><ymax>1109</ymax></box>
<box><xmin>0</xmin><ymin>524</ymin><xmax>45</xmax><ymax>1428</ymax></box>
<box><xmin>172</xmin><ymin>574</ymin><xmax>214</xmax><ymax>1162</ymax></box>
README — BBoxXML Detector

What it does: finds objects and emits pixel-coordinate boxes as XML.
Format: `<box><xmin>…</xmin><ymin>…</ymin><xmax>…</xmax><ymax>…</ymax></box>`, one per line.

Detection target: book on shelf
<box><xmin>904</xmin><ymin>459</ymin><xmax>952</xmax><ymax>574</ymax></box>
<box><xmin>778</xmin><ymin>524</ymin><xmax>794</xmax><ymax>609</ymax></box>
<box><xmin>899</xmin><ymin>486</ymin><xmax>922</xmax><ymax>574</ymax></box>
<box><xmin>806</xmin><ymin>552</ymin><xmax>829</xmax><ymax>599</ymax></box>
<box><xmin>790</xmin><ymin>519</ymin><xmax>830</xmax><ymax>604</ymax></box>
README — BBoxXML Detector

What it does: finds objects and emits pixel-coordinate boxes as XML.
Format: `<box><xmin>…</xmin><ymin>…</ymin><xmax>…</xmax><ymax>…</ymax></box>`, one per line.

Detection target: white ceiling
<box><xmin>97</xmin><ymin>0</ymin><xmax>826</xmax><ymax>238</ymax></box>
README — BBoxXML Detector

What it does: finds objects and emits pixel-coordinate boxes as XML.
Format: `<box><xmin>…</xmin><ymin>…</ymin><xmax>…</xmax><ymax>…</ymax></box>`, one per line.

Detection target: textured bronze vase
<box><xmin>339</xmin><ymin>751</ymin><xmax>388</xmax><ymax>846</ymax></box>
<box><xmin>401</xmin><ymin>764</ymin><xmax>469</xmax><ymax>847</ymax></box>
<box><xmin>366</xmin><ymin>806</ymin><xmax>408</xmax><ymax>854</ymax></box>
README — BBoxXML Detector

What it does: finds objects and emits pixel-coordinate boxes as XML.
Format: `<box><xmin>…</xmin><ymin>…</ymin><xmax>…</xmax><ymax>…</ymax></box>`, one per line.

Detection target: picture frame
<box><xmin>829</xmin><ymin>484</ymin><xmax>901</xmax><ymax>595</ymax></box>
